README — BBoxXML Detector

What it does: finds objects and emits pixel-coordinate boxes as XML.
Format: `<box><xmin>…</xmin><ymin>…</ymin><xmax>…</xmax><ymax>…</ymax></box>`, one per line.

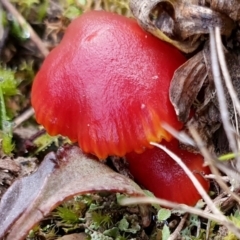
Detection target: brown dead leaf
<box><xmin>0</xmin><ymin>145</ymin><xmax>145</xmax><ymax>240</ymax></box>
<box><xmin>209</xmin><ymin>0</ymin><xmax>240</xmax><ymax>21</ymax></box>
<box><xmin>169</xmin><ymin>41</ymin><xmax>222</xmax><ymax>152</ymax></box>
<box><xmin>170</xmin><ymin>50</ymin><xmax>208</xmax><ymax>122</ymax></box>
<box><xmin>170</xmin><ymin>35</ymin><xmax>240</xmax><ymax>155</ymax></box>
<box><xmin>129</xmin><ymin>0</ymin><xmax>234</xmax><ymax>53</ymax></box>
<box><xmin>0</xmin><ymin>158</ymin><xmax>20</xmax><ymax>172</ymax></box>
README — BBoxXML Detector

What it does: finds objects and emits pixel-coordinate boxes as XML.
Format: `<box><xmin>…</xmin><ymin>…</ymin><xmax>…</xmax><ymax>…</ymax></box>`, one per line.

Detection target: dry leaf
<box><xmin>169</xmin><ymin>41</ymin><xmax>222</xmax><ymax>152</ymax></box>
<box><xmin>170</xmin><ymin>35</ymin><xmax>240</xmax><ymax>154</ymax></box>
<box><xmin>209</xmin><ymin>0</ymin><xmax>240</xmax><ymax>21</ymax></box>
<box><xmin>0</xmin><ymin>158</ymin><xmax>20</xmax><ymax>172</ymax></box>
<box><xmin>129</xmin><ymin>0</ymin><xmax>234</xmax><ymax>53</ymax></box>
<box><xmin>0</xmin><ymin>145</ymin><xmax>145</xmax><ymax>240</ymax></box>
<box><xmin>170</xmin><ymin>50</ymin><xmax>208</xmax><ymax>122</ymax></box>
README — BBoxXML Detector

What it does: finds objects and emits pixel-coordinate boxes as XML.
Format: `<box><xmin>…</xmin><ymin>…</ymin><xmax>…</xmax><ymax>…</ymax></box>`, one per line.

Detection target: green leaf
<box><xmin>33</xmin><ymin>133</ymin><xmax>59</xmax><ymax>154</ymax></box>
<box><xmin>2</xmin><ymin>128</ymin><xmax>14</xmax><ymax>154</ymax></box>
<box><xmin>218</xmin><ymin>152</ymin><xmax>240</xmax><ymax>161</ymax></box>
<box><xmin>233</xmin><ymin>210</ymin><xmax>240</xmax><ymax>220</ymax></box>
<box><xmin>0</xmin><ymin>82</ymin><xmax>15</xmax><ymax>154</ymax></box>
<box><xmin>89</xmin><ymin>231</ymin><xmax>113</xmax><ymax>240</ymax></box>
<box><xmin>10</xmin><ymin>18</ymin><xmax>30</xmax><ymax>40</ymax></box>
<box><xmin>118</xmin><ymin>216</ymin><xmax>140</xmax><ymax>234</ymax></box>
<box><xmin>89</xmin><ymin>203</ymin><xmax>104</xmax><ymax>211</ymax></box>
<box><xmin>118</xmin><ymin>218</ymin><xmax>129</xmax><ymax>231</ymax></box>
<box><xmin>103</xmin><ymin>227</ymin><xmax>120</xmax><ymax>238</ymax></box>
<box><xmin>0</xmin><ymin>68</ymin><xmax>18</xmax><ymax>96</ymax></box>
<box><xmin>116</xmin><ymin>193</ymin><xmax>127</xmax><ymax>205</ymax></box>
<box><xmin>162</xmin><ymin>224</ymin><xmax>171</xmax><ymax>240</ymax></box>
<box><xmin>64</xmin><ymin>5</ymin><xmax>82</xmax><ymax>20</ymax></box>
<box><xmin>157</xmin><ymin>208</ymin><xmax>171</xmax><ymax>222</ymax></box>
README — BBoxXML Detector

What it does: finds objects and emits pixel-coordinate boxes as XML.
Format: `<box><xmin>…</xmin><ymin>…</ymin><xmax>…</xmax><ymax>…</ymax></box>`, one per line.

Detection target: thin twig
<box><xmin>214</xmin><ymin>163</ymin><xmax>240</xmax><ymax>190</ymax></box>
<box><xmin>121</xmin><ymin>197</ymin><xmax>220</xmax><ymax>222</ymax></box>
<box><xmin>121</xmin><ymin>197</ymin><xmax>221</xmax><ymax>223</ymax></box>
<box><xmin>151</xmin><ymin>140</ymin><xmax>240</xmax><ymax>238</ymax></box>
<box><xmin>215</xmin><ymin>27</ymin><xmax>240</xmax><ymax>152</ymax></box>
<box><xmin>215</xmin><ymin>28</ymin><xmax>240</xmax><ymax>124</ymax></box>
<box><xmin>189</xmin><ymin>126</ymin><xmax>240</xmax><ymax>204</ymax></box>
<box><xmin>13</xmin><ymin>107</ymin><xmax>35</xmax><ymax>129</ymax></box>
<box><xmin>205</xmin><ymin>174</ymin><xmax>229</xmax><ymax>182</ymax></box>
<box><xmin>206</xmin><ymin>219</ymin><xmax>211</xmax><ymax>240</ymax></box>
<box><xmin>1</xmin><ymin>0</ymin><xmax>49</xmax><ymax>57</ymax></box>
<box><xmin>121</xmin><ymin>196</ymin><xmax>240</xmax><ymax>238</ymax></box>
<box><xmin>150</xmin><ymin>142</ymin><xmax>222</xmax><ymax>216</ymax></box>
<box><xmin>169</xmin><ymin>213</ymin><xmax>188</xmax><ymax>240</ymax></box>
<box><xmin>209</xmin><ymin>28</ymin><xmax>238</xmax><ymax>156</ymax></box>
<box><xmin>162</xmin><ymin>123</ymin><xmax>196</xmax><ymax>147</ymax></box>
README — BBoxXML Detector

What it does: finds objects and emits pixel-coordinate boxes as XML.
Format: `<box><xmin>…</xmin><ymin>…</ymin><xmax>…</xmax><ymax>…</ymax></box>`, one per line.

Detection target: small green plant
<box><xmin>222</xmin><ymin>210</ymin><xmax>240</xmax><ymax>240</ymax></box>
<box><xmin>63</xmin><ymin>0</ymin><xmax>85</xmax><ymax>20</ymax></box>
<box><xmin>56</xmin><ymin>205</ymin><xmax>80</xmax><ymax>224</ymax></box>
<box><xmin>0</xmin><ymin>67</ymin><xmax>19</xmax><ymax>154</ymax></box>
<box><xmin>32</xmin><ymin>133</ymin><xmax>60</xmax><ymax>155</ymax></box>
<box><xmin>90</xmin><ymin>212</ymin><xmax>113</xmax><ymax>229</ymax></box>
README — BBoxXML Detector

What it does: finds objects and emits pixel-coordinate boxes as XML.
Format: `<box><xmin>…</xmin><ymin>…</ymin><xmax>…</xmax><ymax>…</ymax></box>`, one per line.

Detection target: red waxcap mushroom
<box><xmin>31</xmin><ymin>11</ymin><xmax>186</xmax><ymax>159</ymax></box>
<box><xmin>125</xmin><ymin>139</ymin><xmax>210</xmax><ymax>206</ymax></box>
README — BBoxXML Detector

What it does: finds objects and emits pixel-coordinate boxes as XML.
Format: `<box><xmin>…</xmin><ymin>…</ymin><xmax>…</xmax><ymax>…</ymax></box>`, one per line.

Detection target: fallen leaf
<box><xmin>0</xmin><ymin>158</ymin><xmax>20</xmax><ymax>172</ymax></box>
<box><xmin>0</xmin><ymin>145</ymin><xmax>145</xmax><ymax>240</ymax></box>
<box><xmin>210</xmin><ymin>0</ymin><xmax>240</xmax><ymax>21</ymax></box>
<box><xmin>129</xmin><ymin>0</ymin><xmax>234</xmax><ymax>53</ymax></box>
<box><xmin>169</xmin><ymin>50</ymin><xmax>208</xmax><ymax>122</ymax></box>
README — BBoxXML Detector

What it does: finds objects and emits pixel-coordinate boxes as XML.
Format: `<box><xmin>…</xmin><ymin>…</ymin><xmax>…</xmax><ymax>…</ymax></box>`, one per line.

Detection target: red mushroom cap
<box><xmin>125</xmin><ymin>139</ymin><xmax>210</xmax><ymax>206</ymax></box>
<box><xmin>31</xmin><ymin>11</ymin><xmax>186</xmax><ymax>159</ymax></box>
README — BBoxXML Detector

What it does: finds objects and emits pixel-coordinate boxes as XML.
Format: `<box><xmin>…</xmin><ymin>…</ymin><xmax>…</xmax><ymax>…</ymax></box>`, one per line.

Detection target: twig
<box><xmin>206</xmin><ymin>219</ymin><xmax>211</xmax><ymax>240</ymax></box>
<box><xmin>162</xmin><ymin>123</ymin><xmax>196</xmax><ymax>147</ymax></box>
<box><xmin>151</xmin><ymin>140</ymin><xmax>240</xmax><ymax>238</ymax></box>
<box><xmin>121</xmin><ymin>197</ymin><xmax>221</xmax><ymax>223</ymax></box>
<box><xmin>209</xmin><ymin>28</ymin><xmax>238</xmax><ymax>156</ymax></box>
<box><xmin>1</xmin><ymin>0</ymin><xmax>49</xmax><ymax>57</ymax></box>
<box><xmin>168</xmin><ymin>213</ymin><xmax>188</xmax><ymax>240</ymax></box>
<box><xmin>214</xmin><ymin>163</ymin><xmax>240</xmax><ymax>190</ymax></box>
<box><xmin>189</xmin><ymin>126</ymin><xmax>240</xmax><ymax>204</ymax></box>
<box><xmin>121</xmin><ymin>196</ymin><xmax>240</xmax><ymax>238</ymax></box>
<box><xmin>215</xmin><ymin>28</ymin><xmax>240</xmax><ymax>125</ymax></box>
<box><xmin>205</xmin><ymin>174</ymin><xmax>229</xmax><ymax>182</ymax></box>
<box><xmin>13</xmin><ymin>107</ymin><xmax>35</xmax><ymax>129</ymax></box>
<box><xmin>150</xmin><ymin>142</ymin><xmax>222</xmax><ymax>216</ymax></box>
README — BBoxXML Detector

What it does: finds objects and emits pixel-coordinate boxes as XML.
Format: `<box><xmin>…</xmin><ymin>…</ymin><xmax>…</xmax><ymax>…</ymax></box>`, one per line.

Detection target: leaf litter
<box><xmin>0</xmin><ymin>145</ymin><xmax>145</xmax><ymax>240</ymax></box>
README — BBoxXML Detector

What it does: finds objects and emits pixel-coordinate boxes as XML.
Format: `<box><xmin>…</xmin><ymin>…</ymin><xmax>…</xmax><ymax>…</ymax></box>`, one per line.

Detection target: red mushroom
<box><xmin>31</xmin><ymin>11</ymin><xmax>186</xmax><ymax>159</ymax></box>
<box><xmin>125</xmin><ymin>139</ymin><xmax>210</xmax><ymax>206</ymax></box>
